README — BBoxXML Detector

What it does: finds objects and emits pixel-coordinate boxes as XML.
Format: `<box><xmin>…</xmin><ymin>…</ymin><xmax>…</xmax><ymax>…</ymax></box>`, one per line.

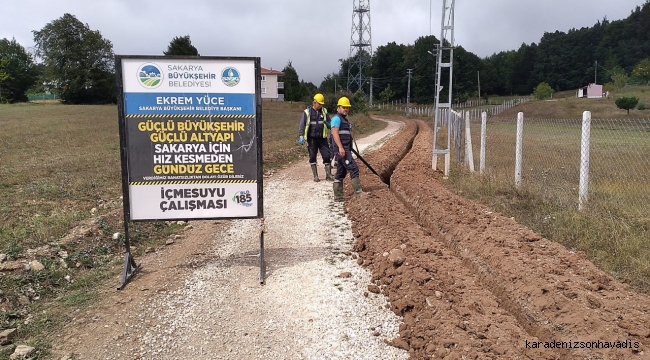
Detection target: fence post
<box><xmin>515</xmin><ymin>112</ymin><xmax>524</xmax><ymax>189</ymax></box>
<box><xmin>455</xmin><ymin>112</ymin><xmax>462</xmax><ymax>163</ymax></box>
<box><xmin>480</xmin><ymin>111</ymin><xmax>487</xmax><ymax>174</ymax></box>
<box><xmin>465</xmin><ymin>111</ymin><xmax>475</xmax><ymax>172</ymax></box>
<box><xmin>579</xmin><ymin>111</ymin><xmax>592</xmax><ymax>210</ymax></box>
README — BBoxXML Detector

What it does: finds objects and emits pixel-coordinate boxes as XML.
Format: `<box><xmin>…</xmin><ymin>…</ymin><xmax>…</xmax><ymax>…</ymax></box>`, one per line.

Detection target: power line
<box><xmin>407</xmin><ymin>69</ymin><xmax>413</xmax><ymax>107</ymax></box>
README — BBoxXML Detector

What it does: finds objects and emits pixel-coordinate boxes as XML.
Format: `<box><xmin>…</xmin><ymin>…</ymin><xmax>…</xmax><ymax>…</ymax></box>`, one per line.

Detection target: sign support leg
<box><xmin>259</xmin><ymin>218</ymin><xmax>266</xmax><ymax>285</ymax></box>
<box><xmin>118</xmin><ymin>221</ymin><xmax>140</xmax><ymax>290</ymax></box>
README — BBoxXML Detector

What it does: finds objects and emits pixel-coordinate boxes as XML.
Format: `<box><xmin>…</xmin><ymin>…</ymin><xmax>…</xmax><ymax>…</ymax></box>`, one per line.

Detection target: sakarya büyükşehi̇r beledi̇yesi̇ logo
<box><xmin>137</xmin><ymin>63</ymin><xmax>163</xmax><ymax>88</ymax></box>
<box><xmin>221</xmin><ymin>67</ymin><xmax>240</xmax><ymax>87</ymax></box>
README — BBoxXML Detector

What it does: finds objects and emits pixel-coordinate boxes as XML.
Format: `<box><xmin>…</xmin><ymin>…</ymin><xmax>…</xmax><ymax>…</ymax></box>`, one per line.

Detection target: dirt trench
<box><xmin>343</xmin><ymin>117</ymin><xmax>650</xmax><ymax>359</ymax></box>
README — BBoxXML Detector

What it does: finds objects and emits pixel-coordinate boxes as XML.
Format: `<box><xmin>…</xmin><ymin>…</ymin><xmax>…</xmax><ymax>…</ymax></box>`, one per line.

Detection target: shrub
<box><xmin>351</xmin><ymin>90</ymin><xmax>369</xmax><ymax>115</ymax></box>
<box><xmin>533</xmin><ymin>82</ymin><xmax>554</xmax><ymax>100</ymax></box>
<box><xmin>615</xmin><ymin>96</ymin><xmax>639</xmax><ymax>115</ymax></box>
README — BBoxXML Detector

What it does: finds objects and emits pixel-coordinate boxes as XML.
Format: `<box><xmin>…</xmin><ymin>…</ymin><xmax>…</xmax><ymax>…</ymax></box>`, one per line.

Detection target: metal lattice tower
<box><xmin>347</xmin><ymin>0</ymin><xmax>372</xmax><ymax>94</ymax></box>
<box><xmin>432</xmin><ymin>0</ymin><xmax>455</xmax><ymax>177</ymax></box>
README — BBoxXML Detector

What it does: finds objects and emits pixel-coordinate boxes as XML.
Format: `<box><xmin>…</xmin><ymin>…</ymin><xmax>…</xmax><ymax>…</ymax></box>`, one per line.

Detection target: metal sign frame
<box><xmin>115</xmin><ymin>55</ymin><xmax>264</xmax><ymax>289</ymax></box>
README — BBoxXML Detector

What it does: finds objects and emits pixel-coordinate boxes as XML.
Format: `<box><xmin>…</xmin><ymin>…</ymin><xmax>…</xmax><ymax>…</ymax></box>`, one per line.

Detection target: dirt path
<box><xmin>51</xmin><ymin>116</ymin><xmax>650</xmax><ymax>360</ymax></box>
<box><xmin>52</xmin><ymin>118</ymin><xmax>407</xmax><ymax>360</ymax></box>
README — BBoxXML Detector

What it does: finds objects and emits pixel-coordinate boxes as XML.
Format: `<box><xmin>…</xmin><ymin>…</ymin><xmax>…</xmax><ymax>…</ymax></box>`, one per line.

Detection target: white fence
<box><xmin>459</xmin><ymin>111</ymin><xmax>650</xmax><ymax>218</ymax></box>
<box><xmin>375</xmin><ymin>97</ymin><xmax>531</xmax><ymax>119</ymax></box>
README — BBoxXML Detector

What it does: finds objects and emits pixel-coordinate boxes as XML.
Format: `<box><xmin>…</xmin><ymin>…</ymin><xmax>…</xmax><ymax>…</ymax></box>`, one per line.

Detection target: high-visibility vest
<box><xmin>303</xmin><ymin>107</ymin><xmax>329</xmax><ymax>139</ymax></box>
<box><xmin>332</xmin><ymin>114</ymin><xmax>352</xmax><ymax>149</ymax></box>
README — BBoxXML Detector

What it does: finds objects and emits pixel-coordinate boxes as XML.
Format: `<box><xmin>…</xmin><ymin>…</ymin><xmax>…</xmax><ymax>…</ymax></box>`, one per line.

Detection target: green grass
<box><xmin>261</xmin><ymin>101</ymin><xmax>307</xmax><ymax>170</ymax></box>
<box><xmin>465</xmin><ymin>117</ymin><xmax>650</xmax><ymax>217</ymax></box>
<box><xmin>440</xmin><ymin>95</ymin><xmax>650</xmax><ymax>293</ymax></box>
<box><xmin>0</xmin><ymin>100</ymin><xmax>387</xmax><ymax>358</ymax></box>
<box><xmin>0</xmin><ymin>103</ymin><xmax>122</xmax><ymax>251</ymax></box>
<box><xmin>493</xmin><ymin>85</ymin><xmax>650</xmax><ymax>119</ymax></box>
<box><xmin>445</xmin><ymin>164</ymin><xmax>650</xmax><ymax>291</ymax></box>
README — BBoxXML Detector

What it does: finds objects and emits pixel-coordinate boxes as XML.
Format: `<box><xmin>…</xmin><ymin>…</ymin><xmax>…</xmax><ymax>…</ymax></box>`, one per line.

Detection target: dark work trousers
<box><xmin>307</xmin><ymin>137</ymin><xmax>331</xmax><ymax>165</ymax></box>
<box><xmin>334</xmin><ymin>149</ymin><xmax>360</xmax><ymax>181</ymax></box>
<box><xmin>329</xmin><ymin>135</ymin><xmax>337</xmax><ymax>166</ymax></box>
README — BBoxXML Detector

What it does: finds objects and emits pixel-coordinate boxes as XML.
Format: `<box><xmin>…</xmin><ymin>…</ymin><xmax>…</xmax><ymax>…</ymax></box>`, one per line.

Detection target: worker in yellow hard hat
<box><xmin>298</xmin><ymin>93</ymin><xmax>333</xmax><ymax>181</ymax></box>
<box><xmin>330</xmin><ymin>96</ymin><xmax>362</xmax><ymax>201</ymax></box>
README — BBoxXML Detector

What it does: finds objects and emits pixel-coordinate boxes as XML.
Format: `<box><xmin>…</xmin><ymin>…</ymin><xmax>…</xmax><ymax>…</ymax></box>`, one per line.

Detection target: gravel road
<box><xmin>54</xmin><ymin>118</ymin><xmax>407</xmax><ymax>360</ymax></box>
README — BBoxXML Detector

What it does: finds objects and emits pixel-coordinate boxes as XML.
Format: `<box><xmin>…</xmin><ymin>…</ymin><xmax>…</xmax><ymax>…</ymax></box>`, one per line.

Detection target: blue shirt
<box><xmin>331</xmin><ymin>115</ymin><xmax>341</xmax><ymax>128</ymax></box>
<box><xmin>330</xmin><ymin>115</ymin><xmax>351</xmax><ymax>129</ymax></box>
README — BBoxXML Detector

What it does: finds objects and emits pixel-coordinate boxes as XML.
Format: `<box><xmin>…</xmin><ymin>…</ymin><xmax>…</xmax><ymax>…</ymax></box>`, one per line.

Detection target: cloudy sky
<box><xmin>2</xmin><ymin>0</ymin><xmax>646</xmax><ymax>85</ymax></box>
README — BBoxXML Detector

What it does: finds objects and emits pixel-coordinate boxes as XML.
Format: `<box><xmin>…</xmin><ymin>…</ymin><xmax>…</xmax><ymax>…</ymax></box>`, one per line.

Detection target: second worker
<box><xmin>298</xmin><ymin>93</ymin><xmax>334</xmax><ymax>182</ymax></box>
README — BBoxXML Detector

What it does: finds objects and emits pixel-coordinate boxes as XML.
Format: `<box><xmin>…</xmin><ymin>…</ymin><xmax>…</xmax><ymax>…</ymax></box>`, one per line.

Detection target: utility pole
<box><xmin>595</xmin><ymin>60</ymin><xmax>597</xmax><ymax>84</ymax></box>
<box><xmin>406</xmin><ymin>69</ymin><xmax>413</xmax><ymax>111</ymax></box>
<box><xmin>432</xmin><ymin>0</ymin><xmax>455</xmax><ymax>178</ymax></box>
<box><xmin>476</xmin><ymin>71</ymin><xmax>481</xmax><ymax>106</ymax></box>
<box><xmin>369</xmin><ymin>77</ymin><xmax>373</xmax><ymax>108</ymax></box>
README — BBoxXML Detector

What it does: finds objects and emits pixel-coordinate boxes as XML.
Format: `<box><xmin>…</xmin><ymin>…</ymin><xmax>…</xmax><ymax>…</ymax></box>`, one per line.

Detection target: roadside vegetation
<box><xmin>0</xmin><ymin>100</ymin><xmax>384</xmax><ymax>359</ymax></box>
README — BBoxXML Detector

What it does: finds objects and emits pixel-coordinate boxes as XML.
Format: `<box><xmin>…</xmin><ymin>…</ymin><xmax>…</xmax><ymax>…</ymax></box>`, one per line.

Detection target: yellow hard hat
<box><xmin>337</xmin><ymin>96</ymin><xmax>351</xmax><ymax>107</ymax></box>
<box><xmin>313</xmin><ymin>93</ymin><xmax>325</xmax><ymax>105</ymax></box>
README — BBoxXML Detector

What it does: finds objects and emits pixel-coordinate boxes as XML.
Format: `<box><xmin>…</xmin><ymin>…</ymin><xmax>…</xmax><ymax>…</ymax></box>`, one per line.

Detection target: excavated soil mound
<box><xmin>343</xmin><ymin>117</ymin><xmax>650</xmax><ymax>359</ymax></box>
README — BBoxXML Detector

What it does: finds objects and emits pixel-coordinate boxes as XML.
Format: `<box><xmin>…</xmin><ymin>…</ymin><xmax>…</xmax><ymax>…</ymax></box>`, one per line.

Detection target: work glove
<box><xmin>298</xmin><ymin>136</ymin><xmax>305</xmax><ymax>145</ymax></box>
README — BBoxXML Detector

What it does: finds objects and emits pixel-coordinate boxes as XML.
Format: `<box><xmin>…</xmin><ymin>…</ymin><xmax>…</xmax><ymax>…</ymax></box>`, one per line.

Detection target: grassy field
<box><xmin>0</xmin><ymin>100</ymin><xmax>385</xmax><ymax>359</ymax></box>
<box><xmin>497</xmin><ymin>85</ymin><xmax>650</xmax><ymax>119</ymax></box>
<box><xmin>432</xmin><ymin>89</ymin><xmax>650</xmax><ymax>293</ymax></box>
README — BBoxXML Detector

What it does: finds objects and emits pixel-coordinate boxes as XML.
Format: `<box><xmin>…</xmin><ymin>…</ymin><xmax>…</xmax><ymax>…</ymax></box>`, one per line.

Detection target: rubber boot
<box><xmin>351</xmin><ymin>177</ymin><xmax>363</xmax><ymax>195</ymax></box>
<box><xmin>310</xmin><ymin>164</ymin><xmax>319</xmax><ymax>182</ymax></box>
<box><xmin>333</xmin><ymin>182</ymin><xmax>344</xmax><ymax>201</ymax></box>
<box><xmin>325</xmin><ymin>164</ymin><xmax>334</xmax><ymax>181</ymax></box>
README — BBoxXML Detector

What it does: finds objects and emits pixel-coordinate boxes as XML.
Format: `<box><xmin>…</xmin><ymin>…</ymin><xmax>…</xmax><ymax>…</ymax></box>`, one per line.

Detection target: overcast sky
<box><xmin>2</xmin><ymin>0</ymin><xmax>646</xmax><ymax>85</ymax></box>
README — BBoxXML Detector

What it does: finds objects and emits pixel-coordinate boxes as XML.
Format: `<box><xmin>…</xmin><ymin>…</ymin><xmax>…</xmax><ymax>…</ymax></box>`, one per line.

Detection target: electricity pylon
<box><xmin>347</xmin><ymin>0</ymin><xmax>372</xmax><ymax>94</ymax></box>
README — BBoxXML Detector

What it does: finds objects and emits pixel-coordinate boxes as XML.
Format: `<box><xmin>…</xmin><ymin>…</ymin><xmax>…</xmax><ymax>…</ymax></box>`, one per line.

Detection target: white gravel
<box><xmin>113</xmin><ymin>119</ymin><xmax>407</xmax><ymax>359</ymax></box>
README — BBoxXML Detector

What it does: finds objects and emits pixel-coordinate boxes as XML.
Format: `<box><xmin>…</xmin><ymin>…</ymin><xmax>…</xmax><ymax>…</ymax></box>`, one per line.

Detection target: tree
<box><xmin>164</xmin><ymin>35</ymin><xmax>199</xmax><ymax>56</ymax></box>
<box><xmin>281</xmin><ymin>61</ymin><xmax>301</xmax><ymax>102</ymax></box>
<box><xmin>371</xmin><ymin>41</ymin><xmax>408</xmax><ymax>101</ymax></box>
<box><xmin>318</xmin><ymin>72</ymin><xmax>341</xmax><ymax>94</ymax></box>
<box><xmin>33</xmin><ymin>13</ymin><xmax>115</xmax><ymax>104</ymax></box>
<box><xmin>608</xmin><ymin>66</ymin><xmax>629</xmax><ymax>89</ymax></box>
<box><xmin>379</xmin><ymin>84</ymin><xmax>394</xmax><ymax>104</ymax></box>
<box><xmin>403</xmin><ymin>35</ymin><xmax>439</xmax><ymax>104</ymax></box>
<box><xmin>452</xmin><ymin>46</ymin><xmax>483</xmax><ymax>103</ymax></box>
<box><xmin>0</xmin><ymin>62</ymin><xmax>9</xmax><ymax>103</ymax></box>
<box><xmin>510</xmin><ymin>43</ymin><xmax>538</xmax><ymax>95</ymax></box>
<box><xmin>300</xmin><ymin>80</ymin><xmax>317</xmax><ymax>102</ymax></box>
<box><xmin>533</xmin><ymin>82</ymin><xmax>554</xmax><ymax>100</ymax></box>
<box><xmin>0</xmin><ymin>38</ymin><xmax>39</xmax><ymax>103</ymax></box>
<box><xmin>615</xmin><ymin>96</ymin><xmax>639</xmax><ymax>115</ymax></box>
<box><xmin>631</xmin><ymin>58</ymin><xmax>650</xmax><ymax>85</ymax></box>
